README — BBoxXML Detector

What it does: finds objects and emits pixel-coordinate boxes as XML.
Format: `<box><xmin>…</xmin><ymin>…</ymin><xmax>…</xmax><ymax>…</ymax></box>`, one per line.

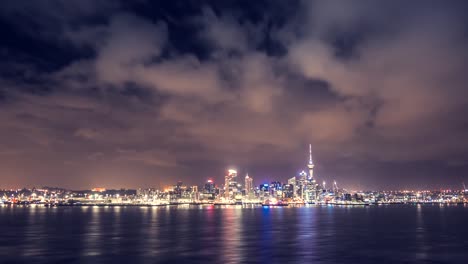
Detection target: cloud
<box><xmin>94</xmin><ymin>13</ymin><xmax>168</xmax><ymax>84</ymax></box>
<box><xmin>286</xmin><ymin>0</ymin><xmax>468</xmax><ymax>162</ymax></box>
<box><xmin>297</xmin><ymin>103</ymin><xmax>365</xmax><ymax>143</ymax></box>
<box><xmin>74</xmin><ymin>128</ymin><xmax>101</xmax><ymax>140</ymax></box>
<box><xmin>199</xmin><ymin>7</ymin><xmax>250</xmax><ymax>52</ymax></box>
<box><xmin>236</xmin><ymin>53</ymin><xmax>283</xmax><ymax>114</ymax></box>
<box><xmin>115</xmin><ymin>148</ymin><xmax>177</xmax><ymax>167</ymax></box>
<box><xmin>0</xmin><ymin>1</ymin><xmax>468</xmax><ymax>188</ymax></box>
<box><xmin>0</xmin><ymin>0</ymin><xmax>121</xmax><ymax>42</ymax></box>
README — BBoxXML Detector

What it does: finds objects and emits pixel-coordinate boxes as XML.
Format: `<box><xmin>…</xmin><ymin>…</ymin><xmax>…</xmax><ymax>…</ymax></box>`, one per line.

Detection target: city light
<box><xmin>1</xmin><ymin>144</ymin><xmax>465</xmax><ymax>207</ymax></box>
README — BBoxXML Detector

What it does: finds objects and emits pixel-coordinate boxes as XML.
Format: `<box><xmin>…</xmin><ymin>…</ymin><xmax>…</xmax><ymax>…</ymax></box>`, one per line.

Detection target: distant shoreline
<box><xmin>1</xmin><ymin>202</ymin><xmax>466</xmax><ymax>208</ymax></box>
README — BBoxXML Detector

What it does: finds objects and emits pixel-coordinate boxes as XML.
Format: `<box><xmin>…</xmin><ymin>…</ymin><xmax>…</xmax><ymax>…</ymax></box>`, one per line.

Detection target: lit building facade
<box><xmin>245</xmin><ymin>174</ymin><xmax>253</xmax><ymax>195</ymax></box>
<box><xmin>224</xmin><ymin>169</ymin><xmax>238</xmax><ymax>199</ymax></box>
<box><xmin>287</xmin><ymin>176</ymin><xmax>296</xmax><ymax>198</ymax></box>
<box><xmin>204</xmin><ymin>180</ymin><xmax>215</xmax><ymax>194</ymax></box>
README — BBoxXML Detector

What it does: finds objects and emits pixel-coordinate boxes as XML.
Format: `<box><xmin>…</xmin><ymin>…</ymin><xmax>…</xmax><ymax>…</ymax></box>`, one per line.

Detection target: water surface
<box><xmin>0</xmin><ymin>205</ymin><xmax>467</xmax><ymax>263</ymax></box>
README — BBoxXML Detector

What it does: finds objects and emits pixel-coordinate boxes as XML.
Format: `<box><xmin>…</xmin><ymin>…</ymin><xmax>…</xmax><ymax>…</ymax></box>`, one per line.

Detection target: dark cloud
<box><xmin>0</xmin><ymin>0</ymin><xmax>468</xmax><ymax>189</ymax></box>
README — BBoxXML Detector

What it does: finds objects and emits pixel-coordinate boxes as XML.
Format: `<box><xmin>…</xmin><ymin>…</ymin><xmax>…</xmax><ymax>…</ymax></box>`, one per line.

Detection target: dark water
<box><xmin>0</xmin><ymin>205</ymin><xmax>467</xmax><ymax>264</ymax></box>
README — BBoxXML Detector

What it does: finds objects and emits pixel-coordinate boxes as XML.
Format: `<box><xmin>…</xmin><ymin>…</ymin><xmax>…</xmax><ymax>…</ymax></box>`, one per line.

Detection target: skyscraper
<box><xmin>175</xmin><ymin>181</ymin><xmax>183</xmax><ymax>198</ymax></box>
<box><xmin>245</xmin><ymin>174</ymin><xmax>253</xmax><ymax>195</ymax></box>
<box><xmin>288</xmin><ymin>176</ymin><xmax>296</xmax><ymax>198</ymax></box>
<box><xmin>299</xmin><ymin>170</ymin><xmax>307</xmax><ymax>200</ymax></box>
<box><xmin>225</xmin><ymin>169</ymin><xmax>237</xmax><ymax>199</ymax></box>
<box><xmin>204</xmin><ymin>180</ymin><xmax>215</xmax><ymax>194</ymax></box>
<box><xmin>224</xmin><ymin>174</ymin><xmax>230</xmax><ymax>199</ymax></box>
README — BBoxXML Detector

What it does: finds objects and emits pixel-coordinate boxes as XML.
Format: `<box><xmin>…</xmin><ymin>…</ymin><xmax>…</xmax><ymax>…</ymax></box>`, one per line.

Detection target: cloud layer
<box><xmin>1</xmin><ymin>0</ymin><xmax>468</xmax><ymax>189</ymax></box>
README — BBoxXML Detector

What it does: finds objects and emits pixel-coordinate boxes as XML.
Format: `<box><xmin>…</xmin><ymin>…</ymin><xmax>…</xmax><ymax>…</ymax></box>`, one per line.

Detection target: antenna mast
<box><xmin>309</xmin><ymin>144</ymin><xmax>313</xmax><ymax>165</ymax></box>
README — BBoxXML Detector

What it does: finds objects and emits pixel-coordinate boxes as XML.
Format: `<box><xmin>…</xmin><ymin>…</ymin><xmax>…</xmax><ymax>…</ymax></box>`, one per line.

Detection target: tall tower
<box><xmin>307</xmin><ymin>144</ymin><xmax>314</xmax><ymax>180</ymax></box>
<box><xmin>306</xmin><ymin>144</ymin><xmax>318</xmax><ymax>202</ymax></box>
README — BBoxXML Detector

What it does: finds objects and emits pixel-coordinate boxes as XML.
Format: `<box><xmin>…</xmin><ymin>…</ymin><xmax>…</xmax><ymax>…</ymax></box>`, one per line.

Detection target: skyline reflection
<box><xmin>0</xmin><ymin>205</ymin><xmax>467</xmax><ymax>263</ymax></box>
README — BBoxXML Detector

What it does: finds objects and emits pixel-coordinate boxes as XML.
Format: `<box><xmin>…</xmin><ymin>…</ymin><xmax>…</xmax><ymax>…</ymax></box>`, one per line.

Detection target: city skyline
<box><xmin>1</xmin><ymin>140</ymin><xmax>467</xmax><ymax>208</ymax></box>
<box><xmin>1</xmin><ymin>1</ymin><xmax>468</xmax><ymax>189</ymax></box>
<box><xmin>1</xmin><ymin>143</ymin><xmax>465</xmax><ymax>192</ymax></box>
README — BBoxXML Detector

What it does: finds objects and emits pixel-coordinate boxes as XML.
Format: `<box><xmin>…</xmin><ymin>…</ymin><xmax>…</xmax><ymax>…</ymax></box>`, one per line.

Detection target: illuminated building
<box><xmin>202</xmin><ymin>179</ymin><xmax>216</xmax><ymax>200</ymax></box>
<box><xmin>224</xmin><ymin>174</ymin><xmax>229</xmax><ymax>198</ymax></box>
<box><xmin>288</xmin><ymin>176</ymin><xmax>296</xmax><ymax>198</ymax></box>
<box><xmin>224</xmin><ymin>169</ymin><xmax>238</xmax><ymax>199</ymax></box>
<box><xmin>244</xmin><ymin>174</ymin><xmax>253</xmax><ymax>195</ymax></box>
<box><xmin>204</xmin><ymin>179</ymin><xmax>215</xmax><ymax>194</ymax></box>
<box><xmin>299</xmin><ymin>170</ymin><xmax>307</xmax><ymax>200</ymax></box>
<box><xmin>288</xmin><ymin>176</ymin><xmax>296</xmax><ymax>186</ymax></box>
<box><xmin>259</xmin><ymin>183</ymin><xmax>270</xmax><ymax>198</ymax></box>
<box><xmin>299</xmin><ymin>170</ymin><xmax>307</xmax><ymax>182</ymax></box>
<box><xmin>191</xmin><ymin>186</ymin><xmax>199</xmax><ymax>201</ymax></box>
<box><xmin>270</xmin><ymin>181</ymin><xmax>283</xmax><ymax>197</ymax></box>
<box><xmin>175</xmin><ymin>181</ymin><xmax>184</xmax><ymax>198</ymax></box>
<box><xmin>283</xmin><ymin>183</ymin><xmax>294</xmax><ymax>198</ymax></box>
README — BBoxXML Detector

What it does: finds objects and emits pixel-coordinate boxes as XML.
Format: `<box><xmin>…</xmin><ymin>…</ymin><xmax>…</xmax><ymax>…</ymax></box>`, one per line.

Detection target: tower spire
<box><xmin>308</xmin><ymin>144</ymin><xmax>313</xmax><ymax>165</ymax></box>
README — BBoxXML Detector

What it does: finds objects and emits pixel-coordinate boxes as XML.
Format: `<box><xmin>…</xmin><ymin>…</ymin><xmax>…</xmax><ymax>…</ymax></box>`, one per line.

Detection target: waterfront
<box><xmin>1</xmin><ymin>204</ymin><xmax>467</xmax><ymax>264</ymax></box>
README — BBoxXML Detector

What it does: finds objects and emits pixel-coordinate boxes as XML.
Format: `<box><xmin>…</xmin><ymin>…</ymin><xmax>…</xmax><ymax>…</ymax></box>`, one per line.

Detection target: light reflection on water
<box><xmin>82</xmin><ymin>206</ymin><xmax>101</xmax><ymax>257</ymax></box>
<box><xmin>0</xmin><ymin>205</ymin><xmax>467</xmax><ymax>264</ymax></box>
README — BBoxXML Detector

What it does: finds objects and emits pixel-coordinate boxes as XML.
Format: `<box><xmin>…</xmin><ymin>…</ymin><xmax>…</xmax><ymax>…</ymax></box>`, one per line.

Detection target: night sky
<box><xmin>1</xmin><ymin>0</ymin><xmax>468</xmax><ymax>190</ymax></box>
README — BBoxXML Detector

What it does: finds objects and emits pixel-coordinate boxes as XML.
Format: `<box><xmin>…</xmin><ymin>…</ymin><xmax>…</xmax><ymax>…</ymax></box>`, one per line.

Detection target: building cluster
<box><xmin>1</xmin><ymin>145</ymin><xmax>467</xmax><ymax>206</ymax></box>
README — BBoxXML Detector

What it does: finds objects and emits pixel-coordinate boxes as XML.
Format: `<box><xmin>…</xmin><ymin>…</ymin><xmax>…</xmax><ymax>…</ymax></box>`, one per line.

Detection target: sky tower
<box><xmin>306</xmin><ymin>144</ymin><xmax>318</xmax><ymax>202</ymax></box>
<box><xmin>307</xmin><ymin>144</ymin><xmax>314</xmax><ymax>180</ymax></box>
